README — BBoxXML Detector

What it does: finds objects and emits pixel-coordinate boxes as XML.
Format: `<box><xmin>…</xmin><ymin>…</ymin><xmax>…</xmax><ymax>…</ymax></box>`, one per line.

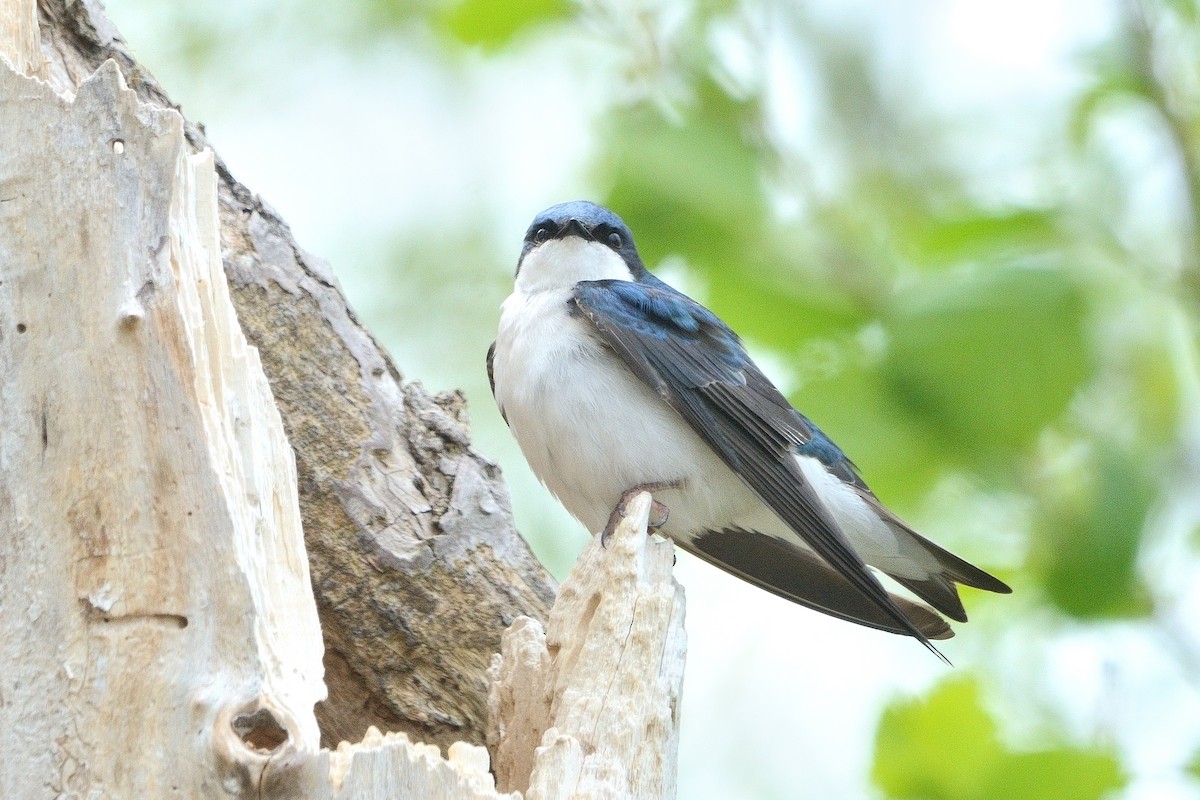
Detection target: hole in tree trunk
<box><xmin>232</xmin><ymin>708</ymin><xmax>289</xmax><ymax>752</ymax></box>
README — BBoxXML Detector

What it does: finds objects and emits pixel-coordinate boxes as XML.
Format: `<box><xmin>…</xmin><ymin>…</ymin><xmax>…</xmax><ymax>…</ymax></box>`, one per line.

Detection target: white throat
<box><xmin>514</xmin><ymin>237</ymin><xmax>634</xmax><ymax>295</ymax></box>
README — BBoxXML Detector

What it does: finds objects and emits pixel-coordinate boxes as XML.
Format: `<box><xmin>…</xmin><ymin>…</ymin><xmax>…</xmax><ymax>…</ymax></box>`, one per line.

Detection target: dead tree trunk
<box><xmin>1</xmin><ymin>0</ymin><xmax>685</xmax><ymax>797</ymax></box>
<box><xmin>25</xmin><ymin>0</ymin><xmax>559</xmax><ymax>756</ymax></box>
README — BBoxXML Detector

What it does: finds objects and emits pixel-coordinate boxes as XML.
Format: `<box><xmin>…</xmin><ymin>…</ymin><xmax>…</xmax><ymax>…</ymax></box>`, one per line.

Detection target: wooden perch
<box><xmin>1</xmin><ymin>3</ymin><xmax>685</xmax><ymax>797</ymax></box>
<box><xmin>488</xmin><ymin>493</ymin><xmax>687</xmax><ymax>799</ymax></box>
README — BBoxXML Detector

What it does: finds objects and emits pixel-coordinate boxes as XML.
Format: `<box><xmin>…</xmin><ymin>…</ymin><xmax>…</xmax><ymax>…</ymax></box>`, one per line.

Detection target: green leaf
<box><xmin>1034</xmin><ymin>444</ymin><xmax>1153</xmax><ymax>619</ymax></box>
<box><xmin>901</xmin><ymin>209</ymin><xmax>1061</xmax><ymax>272</ymax></box>
<box><xmin>881</xmin><ymin>265</ymin><xmax>1091</xmax><ymax>466</ymax></box>
<box><xmin>713</xmin><ymin>276</ymin><xmax>868</xmax><ymax>359</ymax></box>
<box><xmin>1188</xmin><ymin>747</ymin><xmax>1200</xmax><ymax>780</ymax></box>
<box><xmin>1069</xmin><ymin>72</ymin><xmax>1152</xmax><ymax>145</ymax></box>
<box><xmin>441</xmin><ymin>0</ymin><xmax>568</xmax><ymax>50</ymax></box>
<box><xmin>1161</xmin><ymin>0</ymin><xmax>1199</xmax><ymax>25</ymax></box>
<box><xmin>874</xmin><ymin>679</ymin><xmax>1125</xmax><ymax>800</ymax></box>
<box><xmin>1125</xmin><ymin>331</ymin><xmax>1182</xmax><ymax>447</ymax></box>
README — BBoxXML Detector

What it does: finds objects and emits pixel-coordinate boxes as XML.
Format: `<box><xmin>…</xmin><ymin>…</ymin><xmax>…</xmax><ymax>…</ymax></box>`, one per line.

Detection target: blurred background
<box><xmin>101</xmin><ymin>0</ymin><xmax>1200</xmax><ymax>797</ymax></box>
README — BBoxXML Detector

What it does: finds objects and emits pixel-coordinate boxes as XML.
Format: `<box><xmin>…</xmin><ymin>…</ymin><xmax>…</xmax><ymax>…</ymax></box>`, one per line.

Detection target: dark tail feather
<box><xmin>687</xmin><ymin>526</ymin><xmax>955</xmax><ymax>641</ymax></box>
<box><xmin>892</xmin><ymin>573</ymin><xmax>968</xmax><ymax>623</ymax></box>
<box><xmin>884</xmin><ymin>521</ymin><xmax>1012</xmax><ymax>622</ymax></box>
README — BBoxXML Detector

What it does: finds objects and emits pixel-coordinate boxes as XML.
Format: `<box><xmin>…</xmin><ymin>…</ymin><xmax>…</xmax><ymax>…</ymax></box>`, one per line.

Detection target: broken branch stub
<box><xmin>488</xmin><ymin>493</ymin><xmax>687</xmax><ymax>800</ymax></box>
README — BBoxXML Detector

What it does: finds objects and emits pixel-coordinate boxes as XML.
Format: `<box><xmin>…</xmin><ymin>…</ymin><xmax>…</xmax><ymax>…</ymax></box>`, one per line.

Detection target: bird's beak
<box><xmin>562</xmin><ymin>218</ymin><xmax>594</xmax><ymax>241</ymax></box>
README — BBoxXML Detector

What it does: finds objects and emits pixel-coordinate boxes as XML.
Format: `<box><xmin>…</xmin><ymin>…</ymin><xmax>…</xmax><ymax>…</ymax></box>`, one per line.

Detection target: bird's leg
<box><xmin>600</xmin><ymin>480</ymin><xmax>680</xmax><ymax>548</ymax></box>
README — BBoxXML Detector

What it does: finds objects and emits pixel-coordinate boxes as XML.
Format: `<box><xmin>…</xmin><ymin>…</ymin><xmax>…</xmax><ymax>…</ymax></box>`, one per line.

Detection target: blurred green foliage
<box><xmin>441</xmin><ymin>0</ymin><xmax>568</xmax><ymax>49</ymax></box>
<box><xmin>901</xmin><ymin>209</ymin><xmax>1062</xmax><ymax>272</ymax></box>
<box><xmin>874</xmin><ymin>680</ymin><xmax>1125</xmax><ymax>800</ymax></box>
<box><xmin>882</xmin><ymin>265</ymin><xmax>1090</xmax><ymax>463</ymax></box>
<box><xmin>1032</xmin><ymin>442</ymin><xmax>1154</xmax><ymax>618</ymax></box>
<box><xmin>604</xmin><ymin>77</ymin><xmax>768</xmax><ymax>279</ymax></box>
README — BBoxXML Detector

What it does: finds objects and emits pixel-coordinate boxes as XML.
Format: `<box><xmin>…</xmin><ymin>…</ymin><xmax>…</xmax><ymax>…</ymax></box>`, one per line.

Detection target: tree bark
<box><xmin>24</xmin><ymin>0</ymin><xmax>557</xmax><ymax>754</ymax></box>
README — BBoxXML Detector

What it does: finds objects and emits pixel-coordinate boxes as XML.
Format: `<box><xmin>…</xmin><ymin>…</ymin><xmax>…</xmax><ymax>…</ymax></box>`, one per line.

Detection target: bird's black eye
<box><xmin>607</xmin><ymin>231</ymin><xmax>623</xmax><ymax>249</ymax></box>
<box><xmin>534</xmin><ymin>227</ymin><xmax>550</xmax><ymax>242</ymax></box>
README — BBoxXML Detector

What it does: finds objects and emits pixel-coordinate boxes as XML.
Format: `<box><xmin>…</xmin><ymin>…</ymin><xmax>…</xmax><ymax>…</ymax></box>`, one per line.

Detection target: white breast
<box><xmin>491</xmin><ymin>284</ymin><xmax>762</xmax><ymax>536</ymax></box>
<box><xmin>515</xmin><ymin>236</ymin><xmax>633</xmax><ymax>293</ymax></box>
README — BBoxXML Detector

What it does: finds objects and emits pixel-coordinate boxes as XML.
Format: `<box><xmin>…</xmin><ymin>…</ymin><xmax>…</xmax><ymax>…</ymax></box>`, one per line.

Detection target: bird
<box><xmin>487</xmin><ymin>200</ymin><xmax>1010</xmax><ymax>657</ymax></box>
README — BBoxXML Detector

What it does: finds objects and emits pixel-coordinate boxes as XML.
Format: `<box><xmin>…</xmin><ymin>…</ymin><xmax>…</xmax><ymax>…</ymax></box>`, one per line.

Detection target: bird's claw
<box><xmin>600</xmin><ymin>481</ymin><xmax>679</xmax><ymax>548</ymax></box>
<box><xmin>647</xmin><ymin>499</ymin><xmax>669</xmax><ymax>531</ymax></box>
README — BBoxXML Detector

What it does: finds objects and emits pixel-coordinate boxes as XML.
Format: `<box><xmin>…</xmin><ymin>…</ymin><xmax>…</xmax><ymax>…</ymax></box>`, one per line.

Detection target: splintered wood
<box><xmin>488</xmin><ymin>493</ymin><xmax>687</xmax><ymax>800</ymax></box>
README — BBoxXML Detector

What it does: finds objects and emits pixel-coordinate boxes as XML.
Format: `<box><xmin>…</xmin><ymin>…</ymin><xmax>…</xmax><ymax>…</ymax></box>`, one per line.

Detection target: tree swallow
<box><xmin>488</xmin><ymin>200</ymin><xmax>1010</xmax><ymax>657</ymax></box>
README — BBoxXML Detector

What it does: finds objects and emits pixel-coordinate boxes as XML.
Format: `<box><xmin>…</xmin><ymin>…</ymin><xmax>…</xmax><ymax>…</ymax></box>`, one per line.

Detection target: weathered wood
<box><xmin>0</xmin><ymin>55</ymin><xmax>328</xmax><ymax>795</ymax></box>
<box><xmin>312</xmin><ymin>729</ymin><xmax>515</xmax><ymax>799</ymax></box>
<box><xmin>0</xmin><ymin>41</ymin><xmax>521</xmax><ymax>800</ymax></box>
<box><xmin>488</xmin><ymin>493</ymin><xmax>687</xmax><ymax>799</ymax></box>
<box><xmin>3</xmin><ymin>4</ymin><xmax>686</xmax><ymax>797</ymax></box>
<box><xmin>28</xmin><ymin>0</ymin><xmax>557</xmax><ymax>752</ymax></box>
<box><xmin>0</xmin><ymin>0</ymin><xmax>37</xmax><ymax>77</ymax></box>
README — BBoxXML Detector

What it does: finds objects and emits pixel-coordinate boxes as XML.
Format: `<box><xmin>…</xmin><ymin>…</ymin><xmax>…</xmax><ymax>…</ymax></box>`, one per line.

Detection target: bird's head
<box><xmin>514</xmin><ymin>201</ymin><xmax>647</xmax><ymax>294</ymax></box>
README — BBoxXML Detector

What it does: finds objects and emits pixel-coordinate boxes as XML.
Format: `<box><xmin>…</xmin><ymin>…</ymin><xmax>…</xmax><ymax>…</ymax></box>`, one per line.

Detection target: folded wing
<box><xmin>571</xmin><ymin>277</ymin><xmax>950</xmax><ymax>657</ymax></box>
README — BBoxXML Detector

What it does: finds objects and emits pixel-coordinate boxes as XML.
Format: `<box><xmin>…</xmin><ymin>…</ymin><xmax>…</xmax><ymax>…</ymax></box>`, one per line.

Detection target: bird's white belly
<box><xmin>493</xmin><ymin>290</ymin><xmax>760</xmax><ymax>535</ymax></box>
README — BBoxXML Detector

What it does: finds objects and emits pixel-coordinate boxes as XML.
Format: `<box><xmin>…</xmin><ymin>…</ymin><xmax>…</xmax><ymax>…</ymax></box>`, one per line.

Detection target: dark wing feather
<box><xmin>795</xmin><ymin>423</ymin><xmax>1011</xmax><ymax>621</ymax></box>
<box><xmin>487</xmin><ymin>340</ymin><xmax>496</xmax><ymax>397</ymax></box>
<box><xmin>688</xmin><ymin>527</ymin><xmax>953</xmax><ymax>640</ymax></box>
<box><xmin>486</xmin><ymin>340</ymin><xmax>508</xmax><ymax>426</ymax></box>
<box><xmin>572</xmin><ymin>278</ymin><xmax>946</xmax><ymax>657</ymax></box>
<box><xmin>852</xmin><ymin>486</ymin><xmax>1012</xmax><ymax>621</ymax></box>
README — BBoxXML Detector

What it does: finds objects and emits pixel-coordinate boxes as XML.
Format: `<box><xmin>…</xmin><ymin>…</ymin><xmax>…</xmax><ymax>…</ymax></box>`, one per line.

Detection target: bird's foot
<box><xmin>600</xmin><ymin>481</ymin><xmax>679</xmax><ymax>548</ymax></box>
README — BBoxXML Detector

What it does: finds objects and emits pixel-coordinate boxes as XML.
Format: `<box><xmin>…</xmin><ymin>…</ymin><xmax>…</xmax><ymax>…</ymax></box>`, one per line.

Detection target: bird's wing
<box><xmin>571</xmin><ymin>277</ymin><xmax>946</xmax><ymax>655</ymax></box>
<box><xmin>487</xmin><ymin>340</ymin><xmax>496</xmax><ymax>397</ymax></box>
<box><xmin>677</xmin><ymin>526</ymin><xmax>952</xmax><ymax>640</ymax></box>
<box><xmin>486</xmin><ymin>340</ymin><xmax>508</xmax><ymax>426</ymax></box>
